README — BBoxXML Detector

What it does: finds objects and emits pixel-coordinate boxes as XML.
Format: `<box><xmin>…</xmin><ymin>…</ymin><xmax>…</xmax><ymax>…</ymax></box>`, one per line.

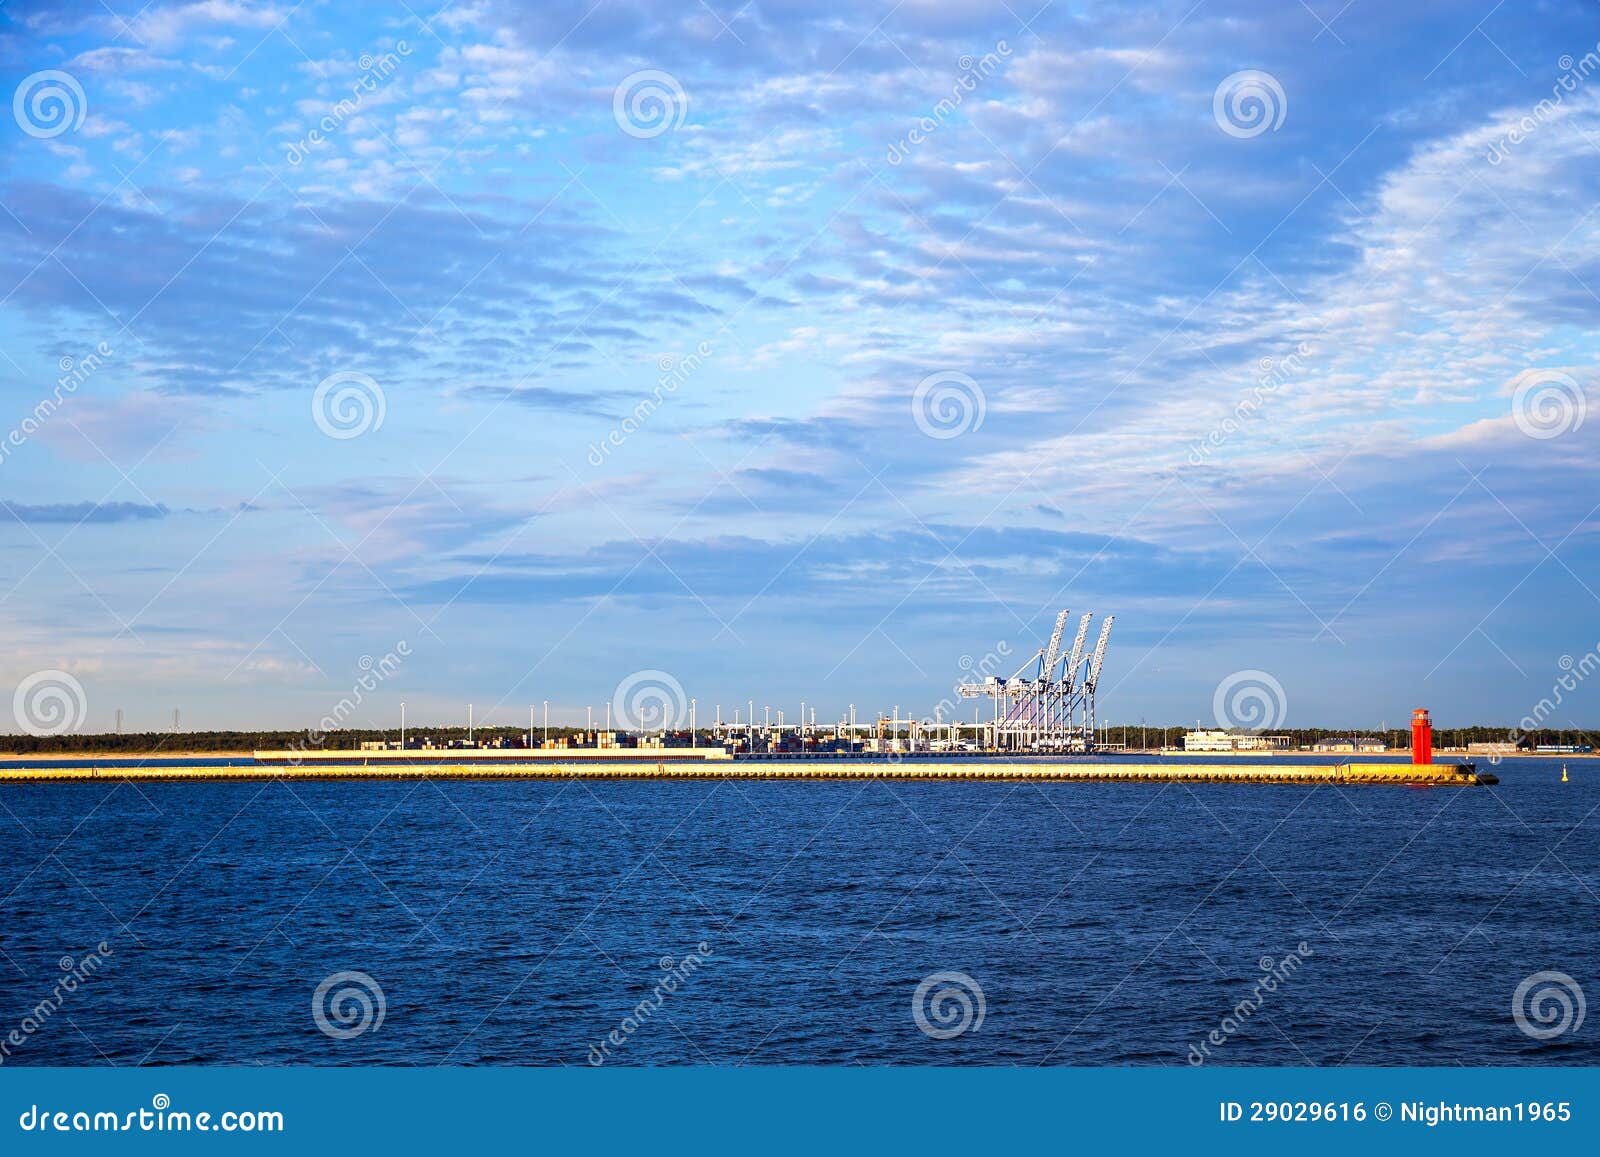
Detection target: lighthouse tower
<box><xmin>1411</xmin><ymin>708</ymin><xmax>1433</xmax><ymax>765</ymax></box>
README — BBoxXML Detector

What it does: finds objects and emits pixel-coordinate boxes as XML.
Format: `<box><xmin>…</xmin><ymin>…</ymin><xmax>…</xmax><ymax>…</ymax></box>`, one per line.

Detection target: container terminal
<box><xmin>3</xmin><ymin>609</ymin><xmax>1496</xmax><ymax>785</ymax></box>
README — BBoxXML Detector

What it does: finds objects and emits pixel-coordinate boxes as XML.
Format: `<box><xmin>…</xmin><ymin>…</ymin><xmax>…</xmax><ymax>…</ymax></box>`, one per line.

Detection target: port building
<box><xmin>1182</xmin><ymin>729</ymin><xmax>1292</xmax><ymax>753</ymax></box>
<box><xmin>1311</xmin><ymin>737</ymin><xmax>1387</xmax><ymax>754</ymax></box>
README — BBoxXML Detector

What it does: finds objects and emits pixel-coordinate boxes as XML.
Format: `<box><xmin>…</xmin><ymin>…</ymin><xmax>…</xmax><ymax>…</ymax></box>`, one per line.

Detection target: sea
<box><xmin>0</xmin><ymin>756</ymin><xmax>1594</xmax><ymax>1066</ymax></box>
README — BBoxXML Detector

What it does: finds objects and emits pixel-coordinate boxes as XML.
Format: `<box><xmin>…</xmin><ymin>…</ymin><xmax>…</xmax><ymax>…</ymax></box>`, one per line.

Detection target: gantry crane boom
<box><xmin>1062</xmin><ymin>612</ymin><xmax>1093</xmax><ymax>693</ymax></box>
<box><xmin>1038</xmin><ymin>609</ymin><xmax>1070</xmax><ymax>681</ymax></box>
<box><xmin>1085</xmin><ymin>615</ymin><xmax>1114</xmax><ymax>692</ymax></box>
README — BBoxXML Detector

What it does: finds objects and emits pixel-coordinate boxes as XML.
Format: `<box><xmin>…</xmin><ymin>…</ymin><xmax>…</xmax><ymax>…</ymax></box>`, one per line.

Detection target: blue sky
<box><xmin>1</xmin><ymin>0</ymin><xmax>1598</xmax><ymax>734</ymax></box>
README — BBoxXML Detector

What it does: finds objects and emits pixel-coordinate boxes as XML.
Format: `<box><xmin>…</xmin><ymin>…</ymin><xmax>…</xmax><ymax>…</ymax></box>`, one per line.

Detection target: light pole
<box><xmin>400</xmin><ymin>702</ymin><xmax>406</xmax><ymax>751</ymax></box>
<box><xmin>544</xmin><ymin>700</ymin><xmax>549</xmax><ymax>747</ymax></box>
<box><xmin>691</xmin><ymin>698</ymin><xmax>697</xmax><ymax>748</ymax></box>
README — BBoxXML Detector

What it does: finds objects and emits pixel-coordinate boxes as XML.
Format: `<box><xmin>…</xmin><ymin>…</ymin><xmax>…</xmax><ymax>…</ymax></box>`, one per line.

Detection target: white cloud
<box><xmin>130</xmin><ymin>1</ymin><xmax>285</xmax><ymax>49</ymax></box>
<box><xmin>66</xmin><ymin>46</ymin><xmax>181</xmax><ymax>72</ymax></box>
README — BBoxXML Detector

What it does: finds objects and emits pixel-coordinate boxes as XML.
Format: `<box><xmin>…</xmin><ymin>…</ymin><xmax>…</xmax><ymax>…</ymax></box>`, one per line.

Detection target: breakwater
<box><xmin>0</xmin><ymin>760</ymin><xmax>1494</xmax><ymax>785</ymax></box>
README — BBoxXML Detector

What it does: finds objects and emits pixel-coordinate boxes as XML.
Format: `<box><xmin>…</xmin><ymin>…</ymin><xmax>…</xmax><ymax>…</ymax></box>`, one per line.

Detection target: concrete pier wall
<box><xmin>0</xmin><ymin>760</ymin><xmax>1490</xmax><ymax>785</ymax></box>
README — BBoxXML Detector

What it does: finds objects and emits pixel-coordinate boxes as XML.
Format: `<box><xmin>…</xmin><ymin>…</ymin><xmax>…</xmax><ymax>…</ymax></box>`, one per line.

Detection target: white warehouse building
<box><xmin>1182</xmin><ymin>729</ymin><xmax>1292</xmax><ymax>753</ymax></box>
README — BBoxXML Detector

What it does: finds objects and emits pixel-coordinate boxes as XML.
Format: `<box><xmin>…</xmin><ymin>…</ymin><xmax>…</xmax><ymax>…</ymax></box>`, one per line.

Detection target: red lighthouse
<box><xmin>1411</xmin><ymin>708</ymin><xmax>1433</xmax><ymax>765</ymax></box>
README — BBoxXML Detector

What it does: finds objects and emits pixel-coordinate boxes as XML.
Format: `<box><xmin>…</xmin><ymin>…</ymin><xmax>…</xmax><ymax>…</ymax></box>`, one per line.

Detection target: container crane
<box><xmin>955</xmin><ymin>607</ymin><xmax>1117</xmax><ymax>752</ymax></box>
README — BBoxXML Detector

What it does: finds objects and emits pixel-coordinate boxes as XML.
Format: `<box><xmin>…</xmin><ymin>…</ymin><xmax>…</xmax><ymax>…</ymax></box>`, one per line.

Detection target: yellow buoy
<box><xmin>1562</xmin><ymin>763</ymin><xmax>1569</xmax><ymax>783</ymax></box>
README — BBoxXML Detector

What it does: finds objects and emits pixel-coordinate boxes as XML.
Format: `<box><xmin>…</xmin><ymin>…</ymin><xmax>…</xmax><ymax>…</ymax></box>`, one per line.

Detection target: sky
<box><xmin>1</xmin><ymin>0</ymin><xmax>1598</xmax><ymax>735</ymax></box>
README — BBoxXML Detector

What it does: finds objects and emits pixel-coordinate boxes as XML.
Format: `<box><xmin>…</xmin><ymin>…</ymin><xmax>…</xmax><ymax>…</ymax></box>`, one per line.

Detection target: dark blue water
<box><xmin>1</xmin><ymin>759</ymin><xmax>1594</xmax><ymax>1066</ymax></box>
